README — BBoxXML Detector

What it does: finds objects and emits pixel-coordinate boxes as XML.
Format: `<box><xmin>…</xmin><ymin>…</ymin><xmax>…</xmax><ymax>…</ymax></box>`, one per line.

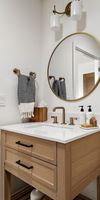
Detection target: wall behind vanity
<box><xmin>41</xmin><ymin>0</ymin><xmax>100</xmax><ymax>114</ymax></box>
<box><xmin>41</xmin><ymin>0</ymin><xmax>100</xmax><ymax>199</ymax></box>
<box><xmin>0</xmin><ymin>0</ymin><xmax>42</xmax><ymax>193</ymax></box>
<box><xmin>0</xmin><ymin>0</ymin><xmax>42</xmax><ymax>125</ymax></box>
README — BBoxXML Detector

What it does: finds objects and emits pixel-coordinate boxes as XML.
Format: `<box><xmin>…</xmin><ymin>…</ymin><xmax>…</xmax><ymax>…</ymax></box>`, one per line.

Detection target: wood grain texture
<box><xmin>5</xmin><ymin>131</ymin><xmax>57</xmax><ymax>165</ymax></box>
<box><xmin>5</xmin><ymin>171</ymin><xmax>11</xmax><ymax>200</ymax></box>
<box><xmin>31</xmin><ymin>107</ymin><xmax>48</xmax><ymax>122</ymax></box>
<box><xmin>5</xmin><ymin>147</ymin><xmax>56</xmax><ymax>191</ymax></box>
<box><xmin>71</xmin><ymin>133</ymin><xmax>100</xmax><ymax>198</ymax></box>
<box><xmin>57</xmin><ymin>143</ymin><xmax>71</xmax><ymax>200</ymax></box>
<box><xmin>1</xmin><ymin>130</ymin><xmax>100</xmax><ymax>200</ymax></box>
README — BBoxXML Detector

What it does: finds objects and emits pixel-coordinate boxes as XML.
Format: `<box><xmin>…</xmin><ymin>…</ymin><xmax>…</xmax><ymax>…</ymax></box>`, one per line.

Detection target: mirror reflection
<box><xmin>48</xmin><ymin>33</ymin><xmax>100</xmax><ymax>101</ymax></box>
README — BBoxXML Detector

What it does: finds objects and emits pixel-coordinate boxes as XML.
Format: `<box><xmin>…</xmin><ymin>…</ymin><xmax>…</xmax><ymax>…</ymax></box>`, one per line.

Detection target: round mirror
<box><xmin>47</xmin><ymin>33</ymin><xmax>100</xmax><ymax>101</ymax></box>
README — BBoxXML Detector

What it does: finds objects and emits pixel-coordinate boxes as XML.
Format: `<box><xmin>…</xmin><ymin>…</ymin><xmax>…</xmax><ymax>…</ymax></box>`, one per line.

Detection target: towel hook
<box><xmin>59</xmin><ymin>77</ymin><xmax>65</xmax><ymax>81</ymax></box>
<box><xmin>49</xmin><ymin>76</ymin><xmax>55</xmax><ymax>81</ymax></box>
<box><xmin>13</xmin><ymin>68</ymin><xmax>20</xmax><ymax>76</ymax></box>
<box><xmin>29</xmin><ymin>72</ymin><xmax>36</xmax><ymax>79</ymax></box>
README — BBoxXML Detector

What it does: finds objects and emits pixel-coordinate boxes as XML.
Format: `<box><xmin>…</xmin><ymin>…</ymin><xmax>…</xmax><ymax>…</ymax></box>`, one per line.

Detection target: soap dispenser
<box><xmin>79</xmin><ymin>106</ymin><xmax>86</xmax><ymax>125</ymax></box>
<box><xmin>86</xmin><ymin>105</ymin><xmax>94</xmax><ymax>124</ymax></box>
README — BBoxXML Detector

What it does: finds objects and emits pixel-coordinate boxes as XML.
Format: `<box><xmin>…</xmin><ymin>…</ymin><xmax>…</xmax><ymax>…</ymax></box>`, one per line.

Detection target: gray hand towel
<box><xmin>18</xmin><ymin>74</ymin><xmax>35</xmax><ymax>104</ymax></box>
<box><xmin>59</xmin><ymin>79</ymin><xmax>67</xmax><ymax>100</ymax></box>
<box><xmin>52</xmin><ymin>79</ymin><xmax>67</xmax><ymax>100</ymax></box>
<box><xmin>52</xmin><ymin>80</ymin><xmax>59</xmax><ymax>97</ymax></box>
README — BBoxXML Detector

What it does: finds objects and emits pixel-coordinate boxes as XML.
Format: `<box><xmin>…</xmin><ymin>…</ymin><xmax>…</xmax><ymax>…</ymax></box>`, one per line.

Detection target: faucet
<box><xmin>53</xmin><ymin>107</ymin><xmax>66</xmax><ymax>125</ymax></box>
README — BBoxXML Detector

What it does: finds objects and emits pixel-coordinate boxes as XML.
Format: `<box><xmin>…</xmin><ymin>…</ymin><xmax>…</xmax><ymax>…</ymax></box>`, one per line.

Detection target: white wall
<box><xmin>41</xmin><ymin>0</ymin><xmax>100</xmax><ymax>114</ymax></box>
<box><xmin>0</xmin><ymin>0</ymin><xmax>42</xmax><ymax>193</ymax></box>
<box><xmin>0</xmin><ymin>0</ymin><xmax>42</xmax><ymax>125</ymax></box>
<box><xmin>41</xmin><ymin>0</ymin><xmax>100</xmax><ymax>199</ymax></box>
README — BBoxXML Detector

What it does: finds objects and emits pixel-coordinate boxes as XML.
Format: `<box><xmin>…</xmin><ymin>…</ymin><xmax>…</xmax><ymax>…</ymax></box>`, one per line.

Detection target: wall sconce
<box><xmin>50</xmin><ymin>0</ymin><xmax>82</xmax><ymax>32</ymax></box>
<box><xmin>98</xmin><ymin>67</ymin><xmax>100</xmax><ymax>75</ymax></box>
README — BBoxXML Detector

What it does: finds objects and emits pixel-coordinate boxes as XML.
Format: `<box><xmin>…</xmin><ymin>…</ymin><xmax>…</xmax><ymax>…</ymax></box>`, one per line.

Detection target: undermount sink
<box><xmin>24</xmin><ymin>123</ymin><xmax>80</xmax><ymax>138</ymax></box>
<box><xmin>25</xmin><ymin>123</ymin><xmax>76</xmax><ymax>131</ymax></box>
<box><xmin>45</xmin><ymin>124</ymin><xmax>76</xmax><ymax>129</ymax></box>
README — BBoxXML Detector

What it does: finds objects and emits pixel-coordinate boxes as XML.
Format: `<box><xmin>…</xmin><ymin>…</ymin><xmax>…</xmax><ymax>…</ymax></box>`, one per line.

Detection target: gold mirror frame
<box><xmin>47</xmin><ymin>32</ymin><xmax>100</xmax><ymax>102</ymax></box>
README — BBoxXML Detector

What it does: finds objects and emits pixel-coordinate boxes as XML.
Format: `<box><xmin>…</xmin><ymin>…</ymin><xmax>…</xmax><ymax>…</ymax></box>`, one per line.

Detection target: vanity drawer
<box><xmin>5</xmin><ymin>148</ymin><xmax>56</xmax><ymax>191</ymax></box>
<box><xmin>5</xmin><ymin>131</ymin><xmax>57</xmax><ymax>164</ymax></box>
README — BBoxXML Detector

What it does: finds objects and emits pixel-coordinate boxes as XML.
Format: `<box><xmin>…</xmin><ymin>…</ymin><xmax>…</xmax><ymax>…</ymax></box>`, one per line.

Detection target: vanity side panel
<box><xmin>71</xmin><ymin>132</ymin><xmax>100</xmax><ymax>198</ymax></box>
<box><xmin>57</xmin><ymin>143</ymin><xmax>71</xmax><ymax>200</ymax></box>
<box><xmin>0</xmin><ymin>130</ymin><xmax>11</xmax><ymax>200</ymax></box>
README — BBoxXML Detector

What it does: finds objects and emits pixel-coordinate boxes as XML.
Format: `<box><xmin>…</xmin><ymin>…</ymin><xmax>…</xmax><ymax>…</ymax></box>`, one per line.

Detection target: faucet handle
<box><xmin>51</xmin><ymin>116</ymin><xmax>58</xmax><ymax>124</ymax></box>
<box><xmin>69</xmin><ymin>117</ymin><xmax>77</xmax><ymax>125</ymax></box>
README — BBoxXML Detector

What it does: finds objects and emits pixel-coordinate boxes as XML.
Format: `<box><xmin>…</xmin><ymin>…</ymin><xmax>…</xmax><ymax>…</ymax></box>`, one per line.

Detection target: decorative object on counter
<box><xmin>81</xmin><ymin>124</ymin><xmax>95</xmax><ymax>128</ymax></box>
<box><xmin>13</xmin><ymin>68</ymin><xmax>36</xmax><ymax>119</ymax></box>
<box><xmin>79</xmin><ymin>106</ymin><xmax>86</xmax><ymax>125</ymax></box>
<box><xmin>80</xmin><ymin>105</ymin><xmax>98</xmax><ymax>128</ymax></box>
<box><xmin>31</xmin><ymin>107</ymin><xmax>48</xmax><ymax>122</ymax></box>
<box><xmin>90</xmin><ymin>116</ymin><xmax>97</xmax><ymax>127</ymax></box>
<box><xmin>86</xmin><ymin>105</ymin><xmax>94</xmax><ymax>124</ymax></box>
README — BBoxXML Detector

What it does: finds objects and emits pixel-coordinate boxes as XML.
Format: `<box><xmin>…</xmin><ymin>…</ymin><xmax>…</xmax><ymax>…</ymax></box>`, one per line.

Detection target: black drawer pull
<box><xmin>16</xmin><ymin>141</ymin><xmax>33</xmax><ymax>148</ymax></box>
<box><xmin>16</xmin><ymin>160</ymin><xmax>33</xmax><ymax>170</ymax></box>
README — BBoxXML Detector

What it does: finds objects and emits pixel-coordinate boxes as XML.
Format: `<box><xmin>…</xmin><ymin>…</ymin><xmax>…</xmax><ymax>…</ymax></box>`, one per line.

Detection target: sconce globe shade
<box><xmin>50</xmin><ymin>14</ymin><xmax>60</xmax><ymax>32</ymax></box>
<box><xmin>71</xmin><ymin>0</ymin><xmax>82</xmax><ymax>20</ymax></box>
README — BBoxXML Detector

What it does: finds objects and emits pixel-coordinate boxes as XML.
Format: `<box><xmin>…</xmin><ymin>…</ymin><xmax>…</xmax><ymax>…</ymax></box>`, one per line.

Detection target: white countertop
<box><xmin>1</xmin><ymin>122</ymin><xmax>100</xmax><ymax>144</ymax></box>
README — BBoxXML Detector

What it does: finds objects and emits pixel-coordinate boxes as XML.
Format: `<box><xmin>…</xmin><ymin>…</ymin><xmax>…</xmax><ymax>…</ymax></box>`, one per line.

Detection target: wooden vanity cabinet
<box><xmin>2</xmin><ymin>131</ymin><xmax>57</xmax><ymax>200</ymax></box>
<box><xmin>5</xmin><ymin>131</ymin><xmax>57</xmax><ymax>165</ymax></box>
<box><xmin>1</xmin><ymin>130</ymin><xmax>100</xmax><ymax>200</ymax></box>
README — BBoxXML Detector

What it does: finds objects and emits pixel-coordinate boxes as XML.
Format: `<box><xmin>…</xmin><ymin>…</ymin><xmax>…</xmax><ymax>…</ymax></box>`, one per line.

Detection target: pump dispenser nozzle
<box><xmin>79</xmin><ymin>105</ymin><xmax>84</xmax><ymax>112</ymax></box>
<box><xmin>87</xmin><ymin>105</ymin><xmax>92</xmax><ymax>112</ymax></box>
<box><xmin>79</xmin><ymin>105</ymin><xmax>86</xmax><ymax>124</ymax></box>
<box><xmin>86</xmin><ymin>105</ymin><xmax>93</xmax><ymax>124</ymax></box>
